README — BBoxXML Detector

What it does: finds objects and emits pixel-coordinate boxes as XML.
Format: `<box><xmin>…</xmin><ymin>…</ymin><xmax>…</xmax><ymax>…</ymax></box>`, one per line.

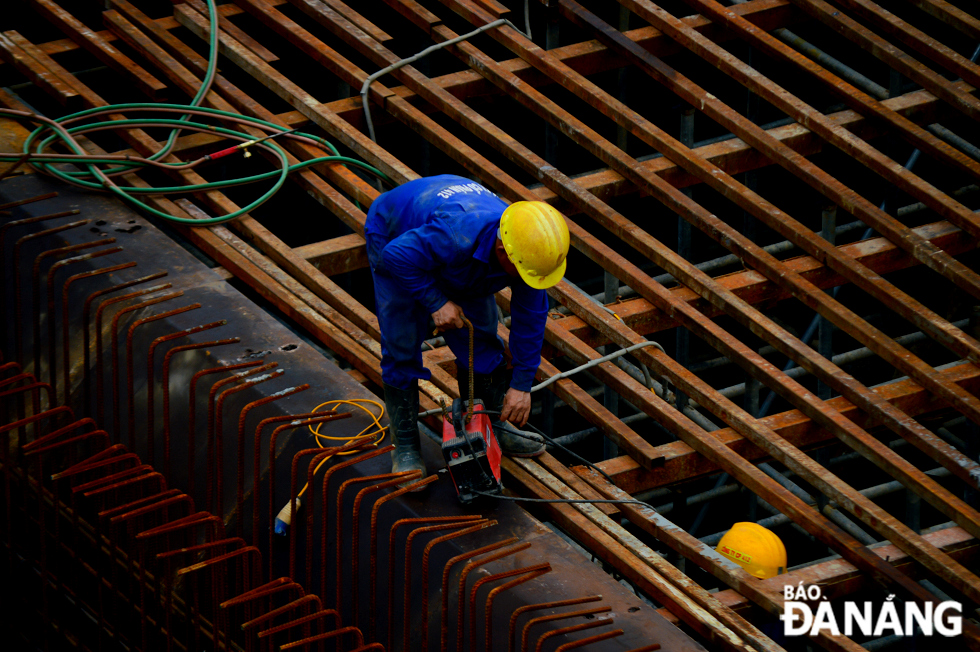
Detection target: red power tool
<box><xmin>441</xmin><ymin>396</ymin><xmax>503</xmax><ymax>504</ymax></box>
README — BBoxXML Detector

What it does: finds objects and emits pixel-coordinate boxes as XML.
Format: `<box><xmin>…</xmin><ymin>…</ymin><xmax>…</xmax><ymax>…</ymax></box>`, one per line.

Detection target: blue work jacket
<box><xmin>365</xmin><ymin>175</ymin><xmax>548</xmax><ymax>391</ymax></box>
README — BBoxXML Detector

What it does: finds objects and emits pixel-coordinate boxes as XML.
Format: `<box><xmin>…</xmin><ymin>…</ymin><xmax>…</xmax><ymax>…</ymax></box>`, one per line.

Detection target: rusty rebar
<box><xmin>402</xmin><ymin>516</ymin><xmax>488</xmax><ymax>650</ymax></box>
<box><xmin>553</xmin><ymin>628</ymin><xmax>627</xmax><ymax>651</ymax></box>
<box><xmin>317</xmin><ymin>443</ymin><xmax>391</xmax><ymax>601</ymax></box>
<box><xmin>44</xmin><ymin>245</ymin><xmax>122</xmax><ymax>403</ymax></box>
<box><xmin>521</xmin><ymin>606</ymin><xmax>614</xmax><ymax>652</ymax></box>
<box><xmin>110</xmin><ymin>291</ymin><xmax>183</xmax><ymax>440</ymax></box>
<box><xmin>188</xmin><ymin>360</ymin><xmax>263</xmax><ymax>500</ymax></box>
<box><xmin>61</xmin><ymin>261</ymin><xmax>136</xmax><ymax>408</ymax></box>
<box><xmin>509</xmin><ymin>596</ymin><xmax>603</xmax><ymax>652</ymax></box>
<box><xmin>147</xmin><ymin>322</ymin><xmax>227</xmax><ymax>475</ymax></box>
<box><xmin>0</xmin><ymin>191</ymin><xmax>57</xmax><ymax>211</ymax></box>
<box><xmin>452</xmin><ymin>541</ymin><xmax>532</xmax><ymax>652</ymax></box>
<box><xmin>9</xmin><ymin>214</ymin><xmax>84</xmax><ymax>364</ymax></box>
<box><xmin>436</xmin><ymin>537</ymin><xmax>519</xmax><ymax>652</ymax></box>
<box><xmin>208</xmin><ymin>363</ymin><xmax>280</xmax><ymax>514</ymax></box>
<box><xmin>419</xmin><ymin>519</ymin><xmax>498</xmax><ymax>652</ymax></box>
<box><xmin>160</xmin><ymin>336</ymin><xmax>239</xmax><ymax>482</ymax></box>
<box><xmin>367</xmin><ymin>474</ymin><xmax>439</xmax><ymax>636</ymax></box>
<box><xmin>337</xmin><ymin>467</ymin><xmax>418</xmax><ymax>615</ymax></box>
<box><xmin>256</xmin><ymin>609</ymin><xmax>340</xmax><ymax>639</ymax></box>
<box><xmin>255</xmin><ymin>413</ymin><xmax>348</xmax><ymax>560</ymax></box>
<box><xmin>125</xmin><ymin>303</ymin><xmax>201</xmax><ymax>451</ymax></box>
<box><xmin>482</xmin><ymin>564</ymin><xmax>551</xmax><ymax>652</ymax></box>
<box><xmin>279</xmin><ymin>626</ymin><xmax>363</xmax><ymax>650</ymax></box>
<box><xmin>533</xmin><ymin>618</ymin><xmax>614</xmax><ymax>652</ymax></box>
<box><xmin>32</xmin><ymin>238</ymin><xmax>109</xmax><ymax>385</ymax></box>
<box><xmin>235</xmin><ymin>384</ymin><xmax>309</xmax><ymax>538</ymax></box>
<box><xmin>350</xmin><ymin>471</ymin><xmax>427</xmax><ymax>632</ymax></box>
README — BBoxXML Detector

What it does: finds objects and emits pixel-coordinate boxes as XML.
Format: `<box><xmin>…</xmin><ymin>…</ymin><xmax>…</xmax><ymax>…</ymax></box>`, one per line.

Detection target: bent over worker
<box><xmin>365</xmin><ymin>175</ymin><xmax>570</xmax><ymax>481</ymax></box>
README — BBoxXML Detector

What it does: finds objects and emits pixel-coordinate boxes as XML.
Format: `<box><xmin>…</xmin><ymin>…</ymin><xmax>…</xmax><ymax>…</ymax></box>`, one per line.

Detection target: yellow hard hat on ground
<box><xmin>716</xmin><ymin>522</ymin><xmax>787</xmax><ymax>579</ymax></box>
<box><xmin>499</xmin><ymin>201</ymin><xmax>570</xmax><ymax>290</ymax></box>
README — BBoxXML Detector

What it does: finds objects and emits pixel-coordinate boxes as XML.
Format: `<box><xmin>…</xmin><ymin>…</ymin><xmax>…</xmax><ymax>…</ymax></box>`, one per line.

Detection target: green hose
<box><xmin>0</xmin><ymin>0</ymin><xmax>388</xmax><ymax>225</ymax></box>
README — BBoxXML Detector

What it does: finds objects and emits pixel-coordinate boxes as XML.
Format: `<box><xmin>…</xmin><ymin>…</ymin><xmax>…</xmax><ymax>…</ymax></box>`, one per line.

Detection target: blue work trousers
<box><xmin>368</xmin><ymin>235</ymin><xmax>504</xmax><ymax>390</ymax></box>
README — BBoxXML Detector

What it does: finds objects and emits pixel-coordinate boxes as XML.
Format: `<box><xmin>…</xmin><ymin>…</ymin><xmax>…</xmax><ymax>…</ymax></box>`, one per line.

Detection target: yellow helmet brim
<box><xmin>517</xmin><ymin>256</ymin><xmax>566</xmax><ymax>290</ymax></box>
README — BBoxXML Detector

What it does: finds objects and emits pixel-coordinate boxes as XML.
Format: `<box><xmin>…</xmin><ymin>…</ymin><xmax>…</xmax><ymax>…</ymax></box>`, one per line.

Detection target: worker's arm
<box><xmin>381</xmin><ymin>221</ymin><xmax>461</xmax><ymax>317</ymax></box>
<box><xmin>506</xmin><ymin>282</ymin><xmax>549</xmax><ymax>392</ymax></box>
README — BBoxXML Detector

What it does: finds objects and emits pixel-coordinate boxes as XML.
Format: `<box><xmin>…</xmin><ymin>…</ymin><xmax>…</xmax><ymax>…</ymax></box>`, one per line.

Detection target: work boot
<box><xmin>384</xmin><ymin>380</ymin><xmax>427</xmax><ymax>489</ymax></box>
<box><xmin>463</xmin><ymin>364</ymin><xmax>545</xmax><ymax>458</ymax></box>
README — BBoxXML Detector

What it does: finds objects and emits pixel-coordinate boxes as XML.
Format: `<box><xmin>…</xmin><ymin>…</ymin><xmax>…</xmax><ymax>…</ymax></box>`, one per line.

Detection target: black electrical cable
<box><xmin>480</xmin><ymin>409</ymin><xmax>614</xmax><ymax>485</ymax></box>
<box><xmin>471</xmin><ymin>489</ymin><xmax>654</xmax><ymax>509</ymax></box>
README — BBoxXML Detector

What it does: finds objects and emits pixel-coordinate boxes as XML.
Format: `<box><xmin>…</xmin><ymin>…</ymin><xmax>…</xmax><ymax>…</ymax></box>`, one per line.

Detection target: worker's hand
<box><xmin>500</xmin><ymin>388</ymin><xmax>531</xmax><ymax>427</ymax></box>
<box><xmin>432</xmin><ymin>301</ymin><xmax>465</xmax><ymax>332</ymax></box>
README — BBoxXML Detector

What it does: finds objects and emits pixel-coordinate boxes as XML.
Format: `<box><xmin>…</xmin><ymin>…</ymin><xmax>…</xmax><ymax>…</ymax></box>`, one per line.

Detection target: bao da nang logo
<box><xmin>781</xmin><ymin>583</ymin><xmax>962</xmax><ymax>637</ymax></box>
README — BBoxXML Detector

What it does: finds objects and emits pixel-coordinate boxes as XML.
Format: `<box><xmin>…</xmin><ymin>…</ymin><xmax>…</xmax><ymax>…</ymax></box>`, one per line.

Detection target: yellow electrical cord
<box><xmin>293</xmin><ymin>398</ymin><xmax>389</xmax><ymax>499</ymax></box>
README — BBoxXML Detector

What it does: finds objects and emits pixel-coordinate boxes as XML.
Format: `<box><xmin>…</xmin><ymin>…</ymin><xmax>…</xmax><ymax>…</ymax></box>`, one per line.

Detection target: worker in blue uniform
<box><xmin>365</xmin><ymin>175</ymin><xmax>571</xmax><ymax>482</ymax></box>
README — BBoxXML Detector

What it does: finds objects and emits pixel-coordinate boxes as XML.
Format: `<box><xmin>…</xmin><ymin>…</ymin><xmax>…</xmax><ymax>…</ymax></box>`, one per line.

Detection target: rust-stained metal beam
<box><xmin>598</xmin><ymin>360</ymin><xmax>980</xmax><ymax>492</ymax></box>
<box><xmin>783</xmin><ymin>0</ymin><xmax>980</xmax><ymax>119</ymax></box>
<box><xmin>29</xmin><ymin>0</ymin><xmax>167</xmax><ymax>100</ymax></box>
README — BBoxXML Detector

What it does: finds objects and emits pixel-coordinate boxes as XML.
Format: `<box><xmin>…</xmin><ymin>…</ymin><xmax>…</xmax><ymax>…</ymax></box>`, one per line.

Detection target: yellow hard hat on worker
<box><xmin>716</xmin><ymin>522</ymin><xmax>787</xmax><ymax>579</ymax></box>
<box><xmin>500</xmin><ymin>201</ymin><xmax>570</xmax><ymax>290</ymax></box>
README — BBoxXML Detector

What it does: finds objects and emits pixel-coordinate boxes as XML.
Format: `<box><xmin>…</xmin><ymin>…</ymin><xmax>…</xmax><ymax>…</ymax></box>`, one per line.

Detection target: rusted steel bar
<box><xmin>32</xmin><ymin>238</ymin><xmax>111</xmax><ymax>388</ymax></box>
<box><xmin>828</xmin><ymin>0</ymin><xmax>980</xmax><ymax>88</ymax></box>
<box><xmin>46</xmin><ymin>247</ymin><xmax>123</xmax><ymax>404</ymax></box>
<box><xmin>146</xmin><ymin>321</ymin><xmax>227</xmax><ymax>474</ymax></box>
<box><xmin>188</xmin><ymin>360</ymin><xmax>264</xmax><ymax>500</ymax></box>
<box><xmin>61</xmin><ymin>261</ymin><xmax>136</xmax><ymax>408</ymax></box>
<box><xmin>907</xmin><ymin>0</ymin><xmax>980</xmax><ymax>40</ymax></box>
<box><xmin>784</xmin><ymin>0</ymin><xmax>980</xmax><ymax>119</ymax></box>
<box><xmin>93</xmin><ymin>283</ymin><xmax>173</xmax><ymax>425</ymax></box>
<box><xmin>160</xmin><ymin>336</ymin><xmax>239</xmax><ymax>481</ymax></box>
<box><xmin>521</xmin><ymin>606</ymin><xmax>613</xmax><ymax>652</ymax></box>
<box><xmin>84</xmin><ymin>272</ymin><xmax>167</xmax><ymax>415</ymax></box>
<box><xmin>598</xmin><ymin>360</ymin><xmax>980</xmax><ymax>493</ymax></box>
<box><xmin>220</xmin><ymin>577</ymin><xmax>301</xmax><ymax>609</ymax></box>
<box><xmin>109</xmin><ymin>291</ymin><xmax>183</xmax><ymax>439</ymax></box>
<box><xmin>367</xmin><ymin>474</ymin><xmax>439</xmax><ymax>636</ymax></box>
<box><xmin>480</xmin><ymin>564</ymin><xmax>551</xmax><ymax>652</ymax></box>
<box><xmin>341</xmin><ymin>471</ymin><xmax>425</xmax><ymax>615</ymax></box>
<box><xmin>554</xmin><ymin>629</ymin><xmax>628</xmax><ymax>652</ymax></box>
<box><xmin>234</xmin><ymin>384</ymin><xmax>309</xmax><ymax>539</ymax></box>
<box><xmin>304</xmin><ymin>442</ymin><xmax>389</xmax><ymax>595</ymax></box>
<box><xmin>250</xmin><ymin>412</ymin><xmax>341</xmax><ymax>550</ymax></box>
<box><xmin>509</xmin><ymin>597</ymin><xmax>603</xmax><ymax>652</ymax></box>
<box><xmin>402</xmin><ymin>519</ymin><xmax>490</xmax><ymax>652</ymax></box>
<box><xmin>0</xmin><ymin>32</ymin><xmax>79</xmax><ymax>107</ymax></box>
<box><xmin>207</xmin><ymin>362</ymin><xmax>280</xmax><ymax>513</ymax></box>
<box><xmin>30</xmin><ymin>0</ymin><xmax>167</xmax><ymax>100</ymax></box>
<box><xmin>655</xmin><ymin>0</ymin><xmax>980</xmax><ymax>254</ymax></box>
<box><xmin>240</xmin><ymin>594</ymin><xmax>323</xmax><ymax>631</ymax></box>
<box><xmin>98</xmin><ymin>488</ymin><xmax>182</xmax><ymax>520</ymax></box>
<box><xmin>12</xmin><ymin>218</ymin><xmax>87</xmax><ymax>365</ymax></box>
<box><xmin>0</xmin><ymin>208</ymin><xmax>79</xmax><ymax>349</ymax></box>
<box><xmin>181</xmin><ymin>0</ymin><xmax>279</xmax><ymax>63</ymax></box>
<box><xmin>0</xmin><ymin>192</ymin><xmax>58</xmax><ymax>211</ymax></box>
<box><xmin>418</xmin><ymin>519</ymin><xmax>496</xmax><ymax>651</ymax></box>
<box><xmin>532</xmin><ymin>618</ymin><xmax>614</xmax><ymax>652</ymax></box>
<box><xmin>278</xmin><ymin>626</ymin><xmax>364</xmax><ymax>650</ymax></box>
<box><xmin>261</xmin><ymin>415</ymin><xmax>353</xmax><ymax>580</ymax></box>
<box><xmin>346</xmin><ymin>471</ymin><xmax>425</xmax><ymax>626</ymax></box>
<box><xmin>256</xmin><ymin>609</ymin><xmax>341</xmax><ymax>643</ymax></box>
<box><xmin>451</xmin><ymin>541</ymin><xmax>532</xmax><ymax>652</ymax></box>
<box><xmin>125</xmin><ymin>303</ymin><xmax>201</xmax><ymax>452</ymax></box>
